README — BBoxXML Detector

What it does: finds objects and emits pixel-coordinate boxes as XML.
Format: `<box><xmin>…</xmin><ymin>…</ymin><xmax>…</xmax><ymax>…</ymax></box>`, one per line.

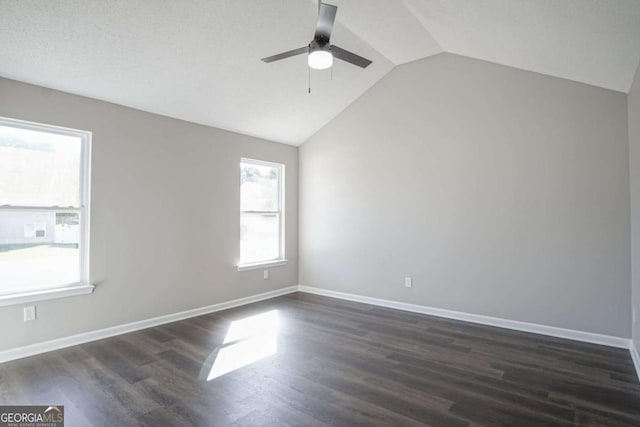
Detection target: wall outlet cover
<box><xmin>23</xmin><ymin>305</ymin><xmax>36</xmax><ymax>322</ymax></box>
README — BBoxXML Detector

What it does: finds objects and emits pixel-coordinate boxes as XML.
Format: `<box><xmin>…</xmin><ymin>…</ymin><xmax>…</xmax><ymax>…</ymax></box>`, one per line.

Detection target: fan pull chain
<box><xmin>308</xmin><ymin>66</ymin><xmax>311</xmax><ymax>94</ymax></box>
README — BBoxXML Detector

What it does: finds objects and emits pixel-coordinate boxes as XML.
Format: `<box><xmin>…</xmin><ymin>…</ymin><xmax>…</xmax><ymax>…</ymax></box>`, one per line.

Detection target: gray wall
<box><xmin>0</xmin><ymin>77</ymin><xmax>298</xmax><ymax>351</ymax></box>
<box><xmin>299</xmin><ymin>53</ymin><xmax>630</xmax><ymax>337</ymax></box>
<box><xmin>631</xmin><ymin>61</ymin><xmax>640</xmax><ymax>349</ymax></box>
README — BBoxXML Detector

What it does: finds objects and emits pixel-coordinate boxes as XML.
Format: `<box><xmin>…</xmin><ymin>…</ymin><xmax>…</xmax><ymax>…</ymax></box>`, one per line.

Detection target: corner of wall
<box><xmin>629</xmin><ymin>57</ymin><xmax>640</xmax><ymax>352</ymax></box>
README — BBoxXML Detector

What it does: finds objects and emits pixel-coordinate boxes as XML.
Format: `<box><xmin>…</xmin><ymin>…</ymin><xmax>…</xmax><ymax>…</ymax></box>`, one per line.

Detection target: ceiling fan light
<box><xmin>308</xmin><ymin>50</ymin><xmax>333</xmax><ymax>70</ymax></box>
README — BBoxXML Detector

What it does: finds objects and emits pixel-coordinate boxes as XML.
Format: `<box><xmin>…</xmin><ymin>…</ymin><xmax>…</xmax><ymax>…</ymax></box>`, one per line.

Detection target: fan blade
<box><xmin>331</xmin><ymin>45</ymin><xmax>372</xmax><ymax>68</ymax></box>
<box><xmin>261</xmin><ymin>46</ymin><xmax>308</xmax><ymax>63</ymax></box>
<box><xmin>314</xmin><ymin>3</ymin><xmax>337</xmax><ymax>42</ymax></box>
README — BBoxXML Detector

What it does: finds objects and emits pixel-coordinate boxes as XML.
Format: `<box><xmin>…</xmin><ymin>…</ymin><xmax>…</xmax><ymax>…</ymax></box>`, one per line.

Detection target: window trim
<box><xmin>237</xmin><ymin>157</ymin><xmax>286</xmax><ymax>270</ymax></box>
<box><xmin>0</xmin><ymin>116</ymin><xmax>94</xmax><ymax>306</ymax></box>
<box><xmin>0</xmin><ymin>284</ymin><xmax>95</xmax><ymax>308</ymax></box>
<box><xmin>237</xmin><ymin>259</ymin><xmax>288</xmax><ymax>272</ymax></box>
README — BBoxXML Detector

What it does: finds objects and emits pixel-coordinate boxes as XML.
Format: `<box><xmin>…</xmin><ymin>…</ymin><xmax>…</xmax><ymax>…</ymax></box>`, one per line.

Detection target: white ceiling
<box><xmin>1</xmin><ymin>1</ymin><xmax>639</xmax><ymax>145</ymax></box>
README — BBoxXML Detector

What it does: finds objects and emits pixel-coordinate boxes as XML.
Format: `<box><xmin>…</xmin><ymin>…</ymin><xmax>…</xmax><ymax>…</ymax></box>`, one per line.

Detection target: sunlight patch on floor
<box><xmin>202</xmin><ymin>310</ymin><xmax>279</xmax><ymax>381</ymax></box>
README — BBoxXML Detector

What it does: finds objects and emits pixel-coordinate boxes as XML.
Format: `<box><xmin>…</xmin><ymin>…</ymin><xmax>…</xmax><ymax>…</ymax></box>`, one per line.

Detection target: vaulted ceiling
<box><xmin>1</xmin><ymin>1</ymin><xmax>639</xmax><ymax>145</ymax></box>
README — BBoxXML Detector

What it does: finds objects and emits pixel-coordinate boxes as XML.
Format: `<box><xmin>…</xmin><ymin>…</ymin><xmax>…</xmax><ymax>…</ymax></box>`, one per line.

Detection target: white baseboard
<box><xmin>0</xmin><ymin>286</ymin><xmax>298</xmax><ymax>363</ymax></box>
<box><xmin>630</xmin><ymin>342</ymin><xmax>640</xmax><ymax>382</ymax></box>
<box><xmin>3</xmin><ymin>283</ymin><xmax>639</xmax><ymax>384</ymax></box>
<box><xmin>298</xmin><ymin>285</ymin><xmax>631</xmax><ymax>349</ymax></box>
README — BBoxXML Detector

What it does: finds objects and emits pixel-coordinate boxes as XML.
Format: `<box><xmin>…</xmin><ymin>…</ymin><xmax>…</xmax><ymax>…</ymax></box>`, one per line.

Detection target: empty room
<box><xmin>1</xmin><ymin>0</ymin><xmax>640</xmax><ymax>426</ymax></box>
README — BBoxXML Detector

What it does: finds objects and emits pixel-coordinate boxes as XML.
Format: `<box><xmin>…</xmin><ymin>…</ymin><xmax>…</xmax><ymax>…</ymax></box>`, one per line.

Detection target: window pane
<box><xmin>240</xmin><ymin>213</ymin><xmax>279</xmax><ymax>264</ymax></box>
<box><xmin>0</xmin><ymin>124</ymin><xmax>82</xmax><ymax>207</ymax></box>
<box><xmin>241</xmin><ymin>162</ymin><xmax>279</xmax><ymax>211</ymax></box>
<box><xmin>0</xmin><ymin>211</ymin><xmax>80</xmax><ymax>295</ymax></box>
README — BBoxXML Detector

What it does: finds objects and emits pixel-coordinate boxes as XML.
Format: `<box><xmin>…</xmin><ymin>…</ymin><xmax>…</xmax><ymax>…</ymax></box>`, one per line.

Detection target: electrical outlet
<box><xmin>263</xmin><ymin>270</ymin><xmax>269</xmax><ymax>280</ymax></box>
<box><xmin>404</xmin><ymin>277</ymin><xmax>412</xmax><ymax>288</ymax></box>
<box><xmin>24</xmin><ymin>305</ymin><xmax>36</xmax><ymax>322</ymax></box>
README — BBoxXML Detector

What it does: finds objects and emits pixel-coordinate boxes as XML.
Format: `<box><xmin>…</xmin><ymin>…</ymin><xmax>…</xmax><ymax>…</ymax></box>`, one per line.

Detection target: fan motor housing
<box><xmin>310</xmin><ymin>39</ymin><xmax>331</xmax><ymax>53</ymax></box>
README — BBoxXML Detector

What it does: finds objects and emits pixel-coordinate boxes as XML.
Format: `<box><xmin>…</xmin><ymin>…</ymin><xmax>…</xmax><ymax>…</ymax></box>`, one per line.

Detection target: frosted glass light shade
<box><xmin>308</xmin><ymin>50</ymin><xmax>333</xmax><ymax>70</ymax></box>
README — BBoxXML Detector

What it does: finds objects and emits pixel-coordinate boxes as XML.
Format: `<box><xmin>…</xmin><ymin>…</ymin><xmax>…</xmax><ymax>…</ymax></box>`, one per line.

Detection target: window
<box><xmin>0</xmin><ymin>117</ymin><xmax>92</xmax><ymax>305</ymax></box>
<box><xmin>239</xmin><ymin>158</ymin><xmax>286</xmax><ymax>269</ymax></box>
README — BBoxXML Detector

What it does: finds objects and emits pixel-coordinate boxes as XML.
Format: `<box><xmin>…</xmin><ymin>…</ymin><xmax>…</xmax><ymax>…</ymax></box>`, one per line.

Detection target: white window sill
<box><xmin>0</xmin><ymin>283</ymin><xmax>95</xmax><ymax>307</ymax></box>
<box><xmin>237</xmin><ymin>259</ymin><xmax>288</xmax><ymax>272</ymax></box>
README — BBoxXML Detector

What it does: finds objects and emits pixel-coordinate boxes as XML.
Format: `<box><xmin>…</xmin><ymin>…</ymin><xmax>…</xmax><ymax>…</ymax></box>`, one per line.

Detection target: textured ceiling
<box><xmin>1</xmin><ymin>1</ymin><xmax>639</xmax><ymax>145</ymax></box>
<box><xmin>403</xmin><ymin>0</ymin><xmax>640</xmax><ymax>94</ymax></box>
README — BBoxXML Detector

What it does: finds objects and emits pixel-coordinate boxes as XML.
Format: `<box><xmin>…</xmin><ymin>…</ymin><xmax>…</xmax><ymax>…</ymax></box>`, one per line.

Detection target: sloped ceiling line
<box><xmin>399</xmin><ymin>0</ymin><xmax>444</xmax><ymax>55</ymax></box>
<box><xmin>1</xmin><ymin>0</ymin><xmax>639</xmax><ymax>145</ymax></box>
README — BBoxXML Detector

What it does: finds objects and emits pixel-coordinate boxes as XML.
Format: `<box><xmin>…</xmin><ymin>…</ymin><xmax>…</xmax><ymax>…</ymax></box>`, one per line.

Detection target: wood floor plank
<box><xmin>1</xmin><ymin>291</ymin><xmax>638</xmax><ymax>426</ymax></box>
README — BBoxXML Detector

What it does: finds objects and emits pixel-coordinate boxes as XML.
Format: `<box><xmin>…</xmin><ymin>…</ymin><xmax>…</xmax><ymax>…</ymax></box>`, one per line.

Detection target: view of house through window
<box><xmin>0</xmin><ymin>118</ymin><xmax>90</xmax><ymax>296</ymax></box>
<box><xmin>240</xmin><ymin>159</ymin><xmax>284</xmax><ymax>266</ymax></box>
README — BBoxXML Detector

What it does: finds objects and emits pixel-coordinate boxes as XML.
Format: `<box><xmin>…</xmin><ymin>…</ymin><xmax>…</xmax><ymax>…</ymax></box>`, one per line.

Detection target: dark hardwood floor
<box><xmin>1</xmin><ymin>292</ymin><xmax>639</xmax><ymax>426</ymax></box>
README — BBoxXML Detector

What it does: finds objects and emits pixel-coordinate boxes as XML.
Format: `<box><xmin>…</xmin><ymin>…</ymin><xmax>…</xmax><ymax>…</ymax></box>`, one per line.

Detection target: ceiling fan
<box><xmin>261</xmin><ymin>2</ymin><xmax>372</xmax><ymax>70</ymax></box>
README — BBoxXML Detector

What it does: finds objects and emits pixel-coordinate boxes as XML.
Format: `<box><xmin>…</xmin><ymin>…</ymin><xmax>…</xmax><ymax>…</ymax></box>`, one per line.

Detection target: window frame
<box><xmin>0</xmin><ymin>116</ymin><xmax>94</xmax><ymax>307</ymax></box>
<box><xmin>237</xmin><ymin>157</ymin><xmax>287</xmax><ymax>271</ymax></box>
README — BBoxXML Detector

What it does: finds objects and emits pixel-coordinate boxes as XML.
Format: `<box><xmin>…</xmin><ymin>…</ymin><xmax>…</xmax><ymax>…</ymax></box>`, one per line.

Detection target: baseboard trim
<box><xmin>630</xmin><ymin>342</ymin><xmax>640</xmax><ymax>382</ymax></box>
<box><xmin>3</xmin><ymin>283</ymin><xmax>637</xmax><ymax>382</ymax></box>
<box><xmin>0</xmin><ymin>285</ymin><xmax>298</xmax><ymax>363</ymax></box>
<box><xmin>297</xmin><ymin>285</ymin><xmax>631</xmax><ymax>349</ymax></box>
